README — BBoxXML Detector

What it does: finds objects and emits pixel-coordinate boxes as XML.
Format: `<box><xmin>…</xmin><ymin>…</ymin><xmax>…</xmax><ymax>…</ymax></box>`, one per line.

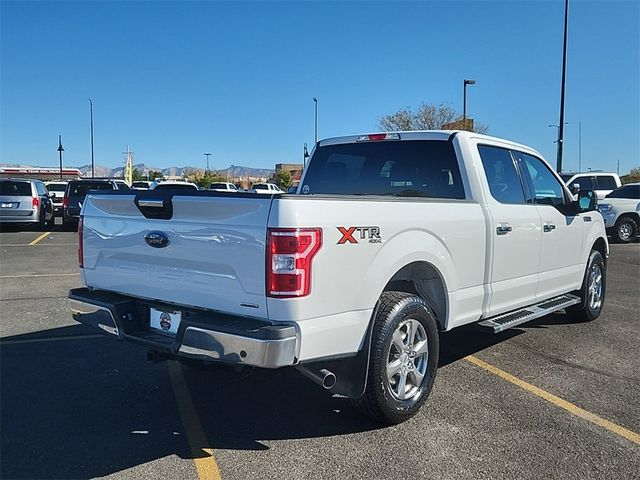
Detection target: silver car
<box><xmin>0</xmin><ymin>178</ymin><xmax>55</xmax><ymax>229</ymax></box>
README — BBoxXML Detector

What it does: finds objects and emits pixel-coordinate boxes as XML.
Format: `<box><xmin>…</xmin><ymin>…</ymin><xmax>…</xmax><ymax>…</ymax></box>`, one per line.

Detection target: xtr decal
<box><xmin>337</xmin><ymin>226</ymin><xmax>382</xmax><ymax>244</ymax></box>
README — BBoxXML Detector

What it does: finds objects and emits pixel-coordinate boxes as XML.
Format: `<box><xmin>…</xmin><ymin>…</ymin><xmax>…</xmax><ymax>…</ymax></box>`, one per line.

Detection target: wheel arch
<box><xmin>381</xmin><ymin>261</ymin><xmax>449</xmax><ymax>331</ymax></box>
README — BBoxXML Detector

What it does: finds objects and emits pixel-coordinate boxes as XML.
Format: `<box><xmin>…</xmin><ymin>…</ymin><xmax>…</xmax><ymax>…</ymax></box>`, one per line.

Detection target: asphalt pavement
<box><xmin>1</xmin><ymin>221</ymin><xmax>638</xmax><ymax>479</ymax></box>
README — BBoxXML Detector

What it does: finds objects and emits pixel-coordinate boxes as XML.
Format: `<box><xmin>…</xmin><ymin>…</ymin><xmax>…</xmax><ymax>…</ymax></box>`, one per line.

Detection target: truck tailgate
<box><xmin>81</xmin><ymin>191</ymin><xmax>273</xmax><ymax>318</ymax></box>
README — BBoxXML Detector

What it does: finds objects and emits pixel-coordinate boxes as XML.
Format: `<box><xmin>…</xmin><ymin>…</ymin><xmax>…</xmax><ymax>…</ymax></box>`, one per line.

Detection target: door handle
<box><xmin>496</xmin><ymin>224</ymin><xmax>512</xmax><ymax>235</ymax></box>
<box><xmin>543</xmin><ymin>224</ymin><xmax>556</xmax><ymax>232</ymax></box>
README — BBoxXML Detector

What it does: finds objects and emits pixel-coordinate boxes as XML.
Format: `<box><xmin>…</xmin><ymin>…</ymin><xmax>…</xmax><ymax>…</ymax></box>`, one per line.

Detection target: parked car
<box><xmin>44</xmin><ymin>181</ymin><xmax>68</xmax><ymax>217</ymax></box>
<box><xmin>560</xmin><ymin>172</ymin><xmax>621</xmax><ymax>200</ymax></box>
<box><xmin>149</xmin><ymin>180</ymin><xmax>199</xmax><ymax>191</ymax></box>
<box><xmin>113</xmin><ymin>180</ymin><xmax>131</xmax><ymax>190</ymax></box>
<box><xmin>69</xmin><ymin>130</ymin><xmax>607</xmax><ymax>425</ymax></box>
<box><xmin>208</xmin><ymin>182</ymin><xmax>240</xmax><ymax>192</ymax></box>
<box><xmin>250</xmin><ymin>182</ymin><xmax>283</xmax><ymax>194</ymax></box>
<box><xmin>0</xmin><ymin>178</ymin><xmax>55</xmax><ymax>229</ymax></box>
<box><xmin>63</xmin><ymin>179</ymin><xmax>120</xmax><ymax>227</ymax></box>
<box><xmin>131</xmin><ymin>181</ymin><xmax>153</xmax><ymax>190</ymax></box>
<box><xmin>598</xmin><ymin>183</ymin><xmax>640</xmax><ymax>243</ymax></box>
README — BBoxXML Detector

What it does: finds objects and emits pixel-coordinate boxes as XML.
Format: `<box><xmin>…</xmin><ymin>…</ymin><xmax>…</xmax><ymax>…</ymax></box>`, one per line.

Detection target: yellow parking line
<box><xmin>168</xmin><ymin>361</ymin><xmax>222</xmax><ymax>480</ymax></box>
<box><xmin>28</xmin><ymin>232</ymin><xmax>51</xmax><ymax>245</ymax></box>
<box><xmin>464</xmin><ymin>355</ymin><xmax>640</xmax><ymax>445</ymax></box>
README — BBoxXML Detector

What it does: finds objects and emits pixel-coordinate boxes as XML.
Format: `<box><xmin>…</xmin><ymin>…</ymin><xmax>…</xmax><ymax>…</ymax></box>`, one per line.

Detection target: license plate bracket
<box><xmin>149</xmin><ymin>307</ymin><xmax>181</xmax><ymax>337</ymax></box>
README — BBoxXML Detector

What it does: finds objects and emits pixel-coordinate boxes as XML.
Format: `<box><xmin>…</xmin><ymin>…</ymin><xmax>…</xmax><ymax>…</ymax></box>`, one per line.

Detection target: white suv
<box><xmin>560</xmin><ymin>172</ymin><xmax>621</xmax><ymax>200</ymax></box>
<box><xmin>598</xmin><ymin>183</ymin><xmax>640</xmax><ymax>243</ymax></box>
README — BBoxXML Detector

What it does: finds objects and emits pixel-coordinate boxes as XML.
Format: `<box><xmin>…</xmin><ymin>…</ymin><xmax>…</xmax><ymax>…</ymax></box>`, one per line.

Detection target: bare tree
<box><xmin>379</xmin><ymin>102</ymin><xmax>488</xmax><ymax>133</ymax></box>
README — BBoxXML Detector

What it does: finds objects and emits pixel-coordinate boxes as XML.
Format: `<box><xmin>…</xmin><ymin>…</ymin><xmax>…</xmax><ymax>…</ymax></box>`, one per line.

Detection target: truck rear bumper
<box><xmin>68</xmin><ymin>287</ymin><xmax>298</xmax><ymax>369</ymax></box>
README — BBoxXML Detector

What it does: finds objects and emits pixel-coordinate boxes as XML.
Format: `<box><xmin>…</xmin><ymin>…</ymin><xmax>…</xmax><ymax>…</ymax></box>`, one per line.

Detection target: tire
<box><xmin>612</xmin><ymin>215</ymin><xmax>638</xmax><ymax>243</ymax></box>
<box><xmin>37</xmin><ymin>210</ymin><xmax>47</xmax><ymax>231</ymax></box>
<box><xmin>566</xmin><ymin>250</ymin><xmax>606</xmax><ymax>322</ymax></box>
<box><xmin>46</xmin><ymin>212</ymin><xmax>55</xmax><ymax>227</ymax></box>
<box><xmin>355</xmin><ymin>291</ymin><xmax>439</xmax><ymax>425</ymax></box>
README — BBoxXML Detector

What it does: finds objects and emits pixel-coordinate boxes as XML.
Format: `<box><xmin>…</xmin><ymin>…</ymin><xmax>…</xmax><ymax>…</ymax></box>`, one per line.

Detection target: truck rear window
<box><xmin>0</xmin><ymin>181</ymin><xmax>32</xmax><ymax>196</ymax></box>
<box><xmin>301</xmin><ymin>140</ymin><xmax>465</xmax><ymax>198</ymax></box>
<box><xmin>68</xmin><ymin>182</ymin><xmax>115</xmax><ymax>196</ymax></box>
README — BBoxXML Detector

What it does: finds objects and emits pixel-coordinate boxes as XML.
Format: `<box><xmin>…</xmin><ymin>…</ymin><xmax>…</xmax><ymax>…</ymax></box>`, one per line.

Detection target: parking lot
<box><xmin>1</xmin><ymin>221</ymin><xmax>638</xmax><ymax>480</ymax></box>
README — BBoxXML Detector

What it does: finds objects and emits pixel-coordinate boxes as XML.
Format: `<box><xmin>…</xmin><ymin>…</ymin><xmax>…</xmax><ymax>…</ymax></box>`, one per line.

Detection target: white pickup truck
<box><xmin>69</xmin><ymin>131</ymin><xmax>608</xmax><ymax>424</ymax></box>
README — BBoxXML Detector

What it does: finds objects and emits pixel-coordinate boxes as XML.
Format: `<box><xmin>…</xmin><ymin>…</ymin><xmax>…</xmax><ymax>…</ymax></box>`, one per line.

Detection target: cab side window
<box><xmin>478</xmin><ymin>145</ymin><xmax>526</xmax><ymax>204</ymax></box>
<box><xmin>515</xmin><ymin>152</ymin><xmax>565</xmax><ymax>208</ymax></box>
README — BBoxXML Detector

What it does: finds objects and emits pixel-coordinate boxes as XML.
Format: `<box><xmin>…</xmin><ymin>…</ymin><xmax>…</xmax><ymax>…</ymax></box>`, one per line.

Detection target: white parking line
<box><xmin>0</xmin><ymin>273</ymin><xmax>80</xmax><ymax>278</ymax></box>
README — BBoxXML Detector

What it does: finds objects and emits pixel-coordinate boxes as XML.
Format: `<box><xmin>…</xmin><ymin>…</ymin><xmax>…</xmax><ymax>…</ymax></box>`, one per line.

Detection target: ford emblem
<box><xmin>144</xmin><ymin>231</ymin><xmax>171</xmax><ymax>248</ymax></box>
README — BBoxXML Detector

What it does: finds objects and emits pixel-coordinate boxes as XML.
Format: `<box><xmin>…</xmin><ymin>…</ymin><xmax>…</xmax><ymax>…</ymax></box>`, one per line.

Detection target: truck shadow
<box><xmin>0</xmin><ymin>314</ymin><xmax>573</xmax><ymax>478</ymax></box>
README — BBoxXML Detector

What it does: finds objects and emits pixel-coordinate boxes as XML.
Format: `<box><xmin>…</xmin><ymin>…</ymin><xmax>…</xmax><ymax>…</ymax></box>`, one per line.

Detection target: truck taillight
<box><xmin>267</xmin><ymin>228</ymin><xmax>322</xmax><ymax>298</ymax></box>
<box><xmin>63</xmin><ymin>195</ymin><xmax>68</xmax><ymax>208</ymax></box>
<box><xmin>78</xmin><ymin>216</ymin><xmax>84</xmax><ymax>268</ymax></box>
<box><xmin>32</xmin><ymin>196</ymin><xmax>39</xmax><ymax>209</ymax></box>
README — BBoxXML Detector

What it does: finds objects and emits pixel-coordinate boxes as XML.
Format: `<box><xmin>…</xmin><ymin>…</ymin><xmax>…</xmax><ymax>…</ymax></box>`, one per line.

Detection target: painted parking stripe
<box><xmin>0</xmin><ymin>273</ymin><xmax>79</xmax><ymax>278</ymax></box>
<box><xmin>28</xmin><ymin>232</ymin><xmax>51</xmax><ymax>245</ymax></box>
<box><xmin>168</xmin><ymin>361</ymin><xmax>222</xmax><ymax>480</ymax></box>
<box><xmin>464</xmin><ymin>355</ymin><xmax>640</xmax><ymax>445</ymax></box>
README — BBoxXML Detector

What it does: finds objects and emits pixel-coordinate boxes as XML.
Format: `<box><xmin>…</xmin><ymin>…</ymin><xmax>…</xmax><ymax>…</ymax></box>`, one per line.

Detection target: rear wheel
<box><xmin>355</xmin><ymin>291</ymin><xmax>439</xmax><ymax>425</ymax></box>
<box><xmin>612</xmin><ymin>215</ymin><xmax>638</xmax><ymax>243</ymax></box>
<box><xmin>567</xmin><ymin>250</ymin><xmax>606</xmax><ymax>322</ymax></box>
<box><xmin>37</xmin><ymin>210</ymin><xmax>47</xmax><ymax>231</ymax></box>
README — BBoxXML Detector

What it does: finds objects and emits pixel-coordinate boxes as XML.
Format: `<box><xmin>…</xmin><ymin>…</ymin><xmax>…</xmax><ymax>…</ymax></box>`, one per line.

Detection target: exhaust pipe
<box><xmin>296</xmin><ymin>365</ymin><xmax>337</xmax><ymax>390</ymax></box>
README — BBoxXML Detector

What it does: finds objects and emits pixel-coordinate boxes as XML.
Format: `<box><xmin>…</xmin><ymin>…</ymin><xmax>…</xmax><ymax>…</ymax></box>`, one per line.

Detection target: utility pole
<box><xmin>313</xmin><ymin>97</ymin><xmax>318</xmax><ymax>144</ymax></box>
<box><xmin>578</xmin><ymin>121</ymin><xmax>582</xmax><ymax>172</ymax></box>
<box><xmin>89</xmin><ymin>98</ymin><xmax>95</xmax><ymax>178</ymax></box>
<box><xmin>617</xmin><ymin>160</ymin><xmax>620</xmax><ymax>175</ymax></box>
<box><xmin>57</xmin><ymin>135</ymin><xmax>64</xmax><ymax>180</ymax></box>
<box><xmin>204</xmin><ymin>153</ymin><xmax>211</xmax><ymax>173</ymax></box>
<box><xmin>556</xmin><ymin>0</ymin><xmax>569</xmax><ymax>172</ymax></box>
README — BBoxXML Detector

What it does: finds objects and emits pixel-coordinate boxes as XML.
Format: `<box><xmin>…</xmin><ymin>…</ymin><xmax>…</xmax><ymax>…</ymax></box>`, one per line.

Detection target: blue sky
<box><xmin>1</xmin><ymin>1</ymin><xmax>638</xmax><ymax>174</ymax></box>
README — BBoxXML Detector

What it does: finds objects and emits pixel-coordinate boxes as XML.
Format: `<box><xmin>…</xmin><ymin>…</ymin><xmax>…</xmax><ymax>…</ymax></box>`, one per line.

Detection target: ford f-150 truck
<box><xmin>69</xmin><ymin>131</ymin><xmax>608</xmax><ymax>424</ymax></box>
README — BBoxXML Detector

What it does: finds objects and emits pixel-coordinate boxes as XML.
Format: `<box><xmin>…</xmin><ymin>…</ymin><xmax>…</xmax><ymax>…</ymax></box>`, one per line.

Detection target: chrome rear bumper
<box><xmin>68</xmin><ymin>288</ymin><xmax>297</xmax><ymax>369</ymax></box>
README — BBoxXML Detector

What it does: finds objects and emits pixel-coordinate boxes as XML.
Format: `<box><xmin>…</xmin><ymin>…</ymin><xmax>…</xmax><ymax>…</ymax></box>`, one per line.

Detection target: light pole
<box><xmin>578</xmin><ymin>121</ymin><xmax>582</xmax><ymax>173</ymax></box>
<box><xmin>89</xmin><ymin>98</ymin><xmax>95</xmax><ymax>178</ymax></box>
<box><xmin>204</xmin><ymin>153</ymin><xmax>211</xmax><ymax>173</ymax></box>
<box><xmin>556</xmin><ymin>0</ymin><xmax>570</xmax><ymax>173</ymax></box>
<box><xmin>57</xmin><ymin>135</ymin><xmax>64</xmax><ymax>180</ymax></box>
<box><xmin>463</xmin><ymin>79</ymin><xmax>476</xmax><ymax>131</ymax></box>
<box><xmin>549</xmin><ymin>122</ymin><xmax>569</xmax><ymax>146</ymax></box>
<box><xmin>313</xmin><ymin>97</ymin><xmax>318</xmax><ymax>143</ymax></box>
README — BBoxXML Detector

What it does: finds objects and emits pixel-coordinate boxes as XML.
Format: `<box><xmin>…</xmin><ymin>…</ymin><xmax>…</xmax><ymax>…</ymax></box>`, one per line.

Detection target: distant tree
<box><xmin>190</xmin><ymin>171</ymin><xmax>226</xmax><ymax>188</ymax></box>
<box><xmin>378</xmin><ymin>102</ymin><xmax>488</xmax><ymax>133</ymax></box>
<box><xmin>132</xmin><ymin>168</ymin><xmax>144</xmax><ymax>182</ymax></box>
<box><xmin>273</xmin><ymin>170</ymin><xmax>292</xmax><ymax>189</ymax></box>
<box><xmin>148</xmin><ymin>171</ymin><xmax>163</xmax><ymax>181</ymax></box>
<box><xmin>621</xmin><ymin>167</ymin><xmax>640</xmax><ymax>184</ymax></box>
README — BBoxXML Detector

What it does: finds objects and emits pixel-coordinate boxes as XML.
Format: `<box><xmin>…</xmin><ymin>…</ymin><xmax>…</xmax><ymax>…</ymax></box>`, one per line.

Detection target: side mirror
<box><xmin>576</xmin><ymin>189</ymin><xmax>597</xmax><ymax>212</ymax></box>
<box><xmin>48</xmin><ymin>191</ymin><xmax>56</xmax><ymax>198</ymax></box>
<box><xmin>570</xmin><ymin>183</ymin><xmax>580</xmax><ymax>195</ymax></box>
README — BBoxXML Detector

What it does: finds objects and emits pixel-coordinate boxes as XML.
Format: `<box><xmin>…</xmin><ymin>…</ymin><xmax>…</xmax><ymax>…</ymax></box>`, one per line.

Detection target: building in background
<box><xmin>0</xmin><ymin>166</ymin><xmax>82</xmax><ymax>181</ymax></box>
<box><xmin>275</xmin><ymin>163</ymin><xmax>304</xmax><ymax>186</ymax></box>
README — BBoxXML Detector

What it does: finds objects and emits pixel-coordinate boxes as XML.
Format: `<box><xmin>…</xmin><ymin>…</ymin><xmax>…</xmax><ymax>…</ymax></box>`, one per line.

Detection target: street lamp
<box><xmin>89</xmin><ymin>98</ymin><xmax>95</xmax><ymax>178</ymax></box>
<box><xmin>57</xmin><ymin>135</ymin><xmax>64</xmax><ymax>180</ymax></box>
<box><xmin>463</xmin><ymin>79</ymin><xmax>476</xmax><ymax>131</ymax></box>
<box><xmin>556</xmin><ymin>0</ymin><xmax>570</xmax><ymax>173</ymax></box>
<box><xmin>313</xmin><ymin>97</ymin><xmax>318</xmax><ymax>144</ymax></box>
<box><xmin>548</xmin><ymin>122</ymin><xmax>569</xmax><ymax>144</ymax></box>
<box><xmin>204</xmin><ymin>153</ymin><xmax>211</xmax><ymax>173</ymax></box>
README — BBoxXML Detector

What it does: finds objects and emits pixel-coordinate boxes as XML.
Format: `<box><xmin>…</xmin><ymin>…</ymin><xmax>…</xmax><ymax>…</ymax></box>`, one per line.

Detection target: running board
<box><xmin>478</xmin><ymin>294</ymin><xmax>581</xmax><ymax>333</ymax></box>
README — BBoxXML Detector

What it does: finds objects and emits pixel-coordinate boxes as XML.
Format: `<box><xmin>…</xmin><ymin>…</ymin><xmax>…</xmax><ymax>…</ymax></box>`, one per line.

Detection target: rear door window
<box><xmin>595</xmin><ymin>176</ymin><xmax>618</xmax><ymax>190</ymax></box>
<box><xmin>0</xmin><ymin>181</ymin><xmax>32</xmax><ymax>196</ymax></box>
<box><xmin>478</xmin><ymin>145</ymin><xmax>526</xmax><ymax>204</ymax></box>
<box><xmin>302</xmin><ymin>140</ymin><xmax>465</xmax><ymax>198</ymax></box>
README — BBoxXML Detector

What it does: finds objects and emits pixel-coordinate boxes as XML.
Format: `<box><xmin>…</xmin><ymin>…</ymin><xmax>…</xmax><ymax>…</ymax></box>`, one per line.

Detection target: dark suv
<box><xmin>63</xmin><ymin>179</ymin><xmax>120</xmax><ymax>227</ymax></box>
